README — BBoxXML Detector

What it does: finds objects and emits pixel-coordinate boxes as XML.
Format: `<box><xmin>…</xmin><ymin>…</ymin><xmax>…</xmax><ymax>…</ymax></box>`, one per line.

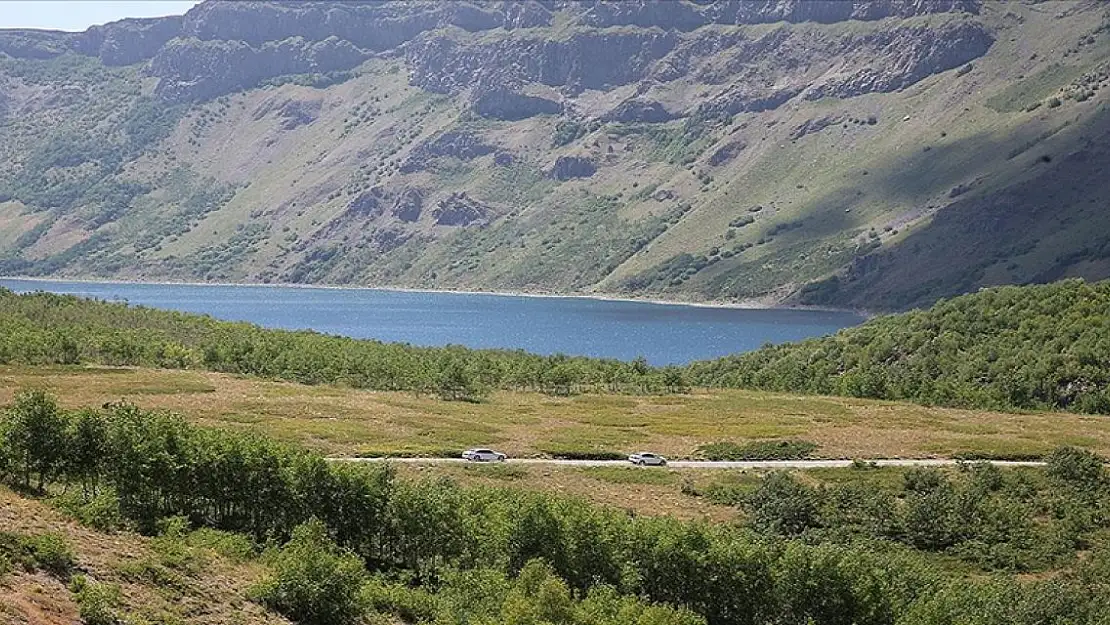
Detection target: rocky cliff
<box><xmin>1</xmin><ymin>0</ymin><xmax>1109</xmax><ymax>310</ymax></box>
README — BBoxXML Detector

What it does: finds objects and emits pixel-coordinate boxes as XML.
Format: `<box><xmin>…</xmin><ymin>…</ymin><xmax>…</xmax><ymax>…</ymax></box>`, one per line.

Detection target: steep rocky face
<box><xmin>406</xmin><ymin>31</ymin><xmax>680</xmax><ymax>96</ymax></box>
<box><xmin>75</xmin><ymin>17</ymin><xmax>184</xmax><ymax>66</ymax></box>
<box><xmin>6</xmin><ymin>0</ymin><xmax>1110</xmax><ymax>311</ymax></box>
<box><xmin>549</xmin><ymin>156</ymin><xmax>597</xmax><ymax>180</ymax></box>
<box><xmin>151</xmin><ymin>36</ymin><xmax>368</xmax><ymax>102</ymax></box>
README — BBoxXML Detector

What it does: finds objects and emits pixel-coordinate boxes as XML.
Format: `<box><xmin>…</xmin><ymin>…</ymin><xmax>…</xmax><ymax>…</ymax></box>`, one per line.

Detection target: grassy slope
<box><xmin>0</xmin><ymin>2</ymin><xmax>1108</xmax><ymax>309</ymax></box>
<box><xmin>3</xmin><ymin>364</ymin><xmax>1107</xmax><ymax>461</ymax></box>
<box><xmin>0</xmin><ymin>486</ymin><xmax>286</xmax><ymax>625</ymax></box>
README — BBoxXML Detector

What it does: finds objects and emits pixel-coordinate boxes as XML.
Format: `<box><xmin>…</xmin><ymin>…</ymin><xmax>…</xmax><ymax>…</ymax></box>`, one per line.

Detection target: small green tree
<box><xmin>252</xmin><ymin>519</ymin><xmax>367</xmax><ymax>625</ymax></box>
<box><xmin>4</xmin><ymin>390</ymin><xmax>69</xmax><ymax>491</ymax></box>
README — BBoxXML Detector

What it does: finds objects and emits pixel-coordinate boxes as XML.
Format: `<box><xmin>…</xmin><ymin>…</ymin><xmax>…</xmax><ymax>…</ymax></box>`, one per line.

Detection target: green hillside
<box><xmin>0</xmin><ymin>1</ymin><xmax>1109</xmax><ymax>309</ymax></box>
<box><xmin>690</xmin><ymin>279</ymin><xmax>1110</xmax><ymax>413</ymax></box>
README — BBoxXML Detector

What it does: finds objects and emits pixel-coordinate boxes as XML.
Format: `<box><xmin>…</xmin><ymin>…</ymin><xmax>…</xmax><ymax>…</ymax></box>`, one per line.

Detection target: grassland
<box><xmin>4</xmin><ymin>364</ymin><xmax>1108</xmax><ymax>463</ymax></box>
<box><xmin>0</xmin><ymin>485</ymin><xmax>284</xmax><ymax>625</ymax></box>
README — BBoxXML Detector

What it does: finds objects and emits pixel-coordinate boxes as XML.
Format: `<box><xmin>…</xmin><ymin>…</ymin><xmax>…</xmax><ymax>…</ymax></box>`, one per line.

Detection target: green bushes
<box><xmin>70</xmin><ymin>575</ymin><xmax>125</xmax><ymax>625</ymax></box>
<box><xmin>5</xmin><ymin>391</ymin><xmax>1110</xmax><ymax>625</ymax></box>
<box><xmin>0</xmin><ymin>531</ymin><xmax>75</xmax><ymax>580</ymax></box>
<box><xmin>725</xmin><ymin>463</ymin><xmax>1096</xmax><ymax>572</ymax></box>
<box><xmin>690</xmin><ymin>279</ymin><xmax>1110</xmax><ymax>415</ymax></box>
<box><xmin>698</xmin><ymin>440</ymin><xmax>818</xmax><ymax>461</ymax></box>
<box><xmin>253</xmin><ymin>519</ymin><xmax>369</xmax><ymax>625</ymax></box>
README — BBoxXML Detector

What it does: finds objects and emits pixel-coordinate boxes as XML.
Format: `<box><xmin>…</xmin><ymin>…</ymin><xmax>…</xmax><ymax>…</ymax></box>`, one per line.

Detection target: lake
<box><xmin>0</xmin><ymin>279</ymin><xmax>864</xmax><ymax>365</ymax></box>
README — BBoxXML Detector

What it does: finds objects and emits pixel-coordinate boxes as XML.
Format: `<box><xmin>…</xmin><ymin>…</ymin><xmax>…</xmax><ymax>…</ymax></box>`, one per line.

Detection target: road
<box><xmin>332</xmin><ymin>457</ymin><xmax>1047</xmax><ymax>469</ymax></box>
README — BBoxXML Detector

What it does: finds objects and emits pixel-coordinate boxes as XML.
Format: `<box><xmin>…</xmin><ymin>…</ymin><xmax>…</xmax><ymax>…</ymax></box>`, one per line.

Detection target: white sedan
<box><xmin>462</xmin><ymin>448</ymin><xmax>507</xmax><ymax>462</ymax></box>
<box><xmin>628</xmin><ymin>452</ymin><xmax>667</xmax><ymax>466</ymax></box>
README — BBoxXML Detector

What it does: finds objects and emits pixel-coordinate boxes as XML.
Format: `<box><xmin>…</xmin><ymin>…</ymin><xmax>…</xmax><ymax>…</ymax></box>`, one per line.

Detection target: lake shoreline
<box><xmin>0</xmin><ymin>275</ymin><xmax>873</xmax><ymax>318</ymax></box>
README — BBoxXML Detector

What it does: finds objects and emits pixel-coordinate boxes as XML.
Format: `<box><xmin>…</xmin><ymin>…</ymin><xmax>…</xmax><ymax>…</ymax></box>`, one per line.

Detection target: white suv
<box><xmin>462</xmin><ymin>448</ymin><xmax>507</xmax><ymax>462</ymax></box>
<box><xmin>628</xmin><ymin>452</ymin><xmax>667</xmax><ymax>466</ymax></box>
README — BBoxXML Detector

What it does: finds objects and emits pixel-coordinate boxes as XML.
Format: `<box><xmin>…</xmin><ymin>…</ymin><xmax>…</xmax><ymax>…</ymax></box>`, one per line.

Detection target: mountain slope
<box><xmin>1</xmin><ymin>0</ymin><xmax>1109</xmax><ymax>310</ymax></box>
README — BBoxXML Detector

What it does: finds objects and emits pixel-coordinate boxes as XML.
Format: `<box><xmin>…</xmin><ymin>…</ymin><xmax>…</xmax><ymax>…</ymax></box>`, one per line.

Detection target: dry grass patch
<box><xmin>0</xmin><ymin>487</ymin><xmax>286</xmax><ymax>625</ymax></box>
<box><xmin>4</xmin><ymin>365</ymin><xmax>1110</xmax><ymax>460</ymax></box>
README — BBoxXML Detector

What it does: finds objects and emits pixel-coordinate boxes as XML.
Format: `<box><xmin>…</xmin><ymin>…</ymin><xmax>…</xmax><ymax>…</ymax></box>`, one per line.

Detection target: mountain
<box><xmin>1</xmin><ymin>0</ymin><xmax>1109</xmax><ymax>311</ymax></box>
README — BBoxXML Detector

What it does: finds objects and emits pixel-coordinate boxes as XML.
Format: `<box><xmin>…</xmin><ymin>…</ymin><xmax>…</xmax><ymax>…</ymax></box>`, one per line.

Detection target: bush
<box><xmin>745</xmin><ymin>472</ymin><xmax>822</xmax><ymax>535</ymax></box>
<box><xmin>698</xmin><ymin>440</ymin><xmax>818</xmax><ymax>461</ymax></box>
<box><xmin>1045</xmin><ymin>446</ymin><xmax>1105</xmax><ymax>491</ymax></box>
<box><xmin>21</xmin><ymin>532</ymin><xmax>75</xmax><ymax>579</ymax></box>
<box><xmin>70</xmin><ymin>575</ymin><xmax>124</xmax><ymax>625</ymax></box>
<box><xmin>252</xmin><ymin>519</ymin><xmax>368</xmax><ymax>625</ymax></box>
<box><xmin>52</xmin><ymin>490</ymin><xmax>127</xmax><ymax>532</ymax></box>
<box><xmin>0</xmin><ymin>531</ymin><xmax>75</xmax><ymax>579</ymax></box>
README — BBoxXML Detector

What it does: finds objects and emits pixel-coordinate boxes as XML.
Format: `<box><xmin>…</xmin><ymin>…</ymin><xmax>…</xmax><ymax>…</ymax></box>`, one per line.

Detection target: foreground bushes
<box><xmin>4</xmin><ymin>391</ymin><xmax>1110</xmax><ymax>625</ymax></box>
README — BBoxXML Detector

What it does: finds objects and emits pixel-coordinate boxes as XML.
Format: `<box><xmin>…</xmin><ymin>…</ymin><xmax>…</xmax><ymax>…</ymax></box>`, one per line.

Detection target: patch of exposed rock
<box><xmin>708</xmin><ymin>140</ymin><xmax>748</xmax><ymax>166</ymax></box>
<box><xmin>549</xmin><ymin>156</ymin><xmax>597</xmax><ymax>180</ymax></box>
<box><xmin>469</xmin><ymin>87</ymin><xmax>561</xmax><ymax>121</ymax></box>
<box><xmin>400</xmin><ymin>131</ymin><xmax>495</xmax><ymax>173</ymax></box>
<box><xmin>433</xmin><ymin>192</ymin><xmax>489</xmax><ymax>226</ymax></box>
<box><xmin>790</xmin><ymin>114</ymin><xmax>845</xmax><ymax>140</ymax></box>
<box><xmin>391</xmin><ymin>188</ymin><xmax>424</xmax><ymax>223</ymax></box>
<box><xmin>346</xmin><ymin>187</ymin><xmax>388</xmax><ymax>217</ymax></box>
<box><xmin>603</xmin><ymin>99</ymin><xmax>675</xmax><ymax>123</ymax></box>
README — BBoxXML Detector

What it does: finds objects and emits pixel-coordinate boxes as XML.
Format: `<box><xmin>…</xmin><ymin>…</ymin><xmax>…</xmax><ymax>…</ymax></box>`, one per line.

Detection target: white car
<box><xmin>628</xmin><ymin>452</ymin><xmax>667</xmax><ymax>466</ymax></box>
<box><xmin>462</xmin><ymin>448</ymin><xmax>507</xmax><ymax>462</ymax></box>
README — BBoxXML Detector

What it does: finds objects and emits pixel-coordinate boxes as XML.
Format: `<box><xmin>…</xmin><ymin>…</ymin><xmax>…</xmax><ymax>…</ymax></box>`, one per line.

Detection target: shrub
<box><xmin>903</xmin><ymin>467</ymin><xmax>948</xmax><ymax>494</ymax></box>
<box><xmin>0</xmin><ymin>531</ymin><xmax>75</xmax><ymax>579</ymax></box>
<box><xmin>52</xmin><ymin>490</ymin><xmax>127</xmax><ymax>532</ymax></box>
<box><xmin>21</xmin><ymin>532</ymin><xmax>75</xmax><ymax>579</ymax></box>
<box><xmin>698</xmin><ymin>440</ymin><xmax>818</xmax><ymax>461</ymax></box>
<box><xmin>252</xmin><ymin>519</ymin><xmax>368</xmax><ymax>625</ymax></box>
<box><xmin>744</xmin><ymin>472</ymin><xmax>822</xmax><ymax>535</ymax></box>
<box><xmin>1045</xmin><ymin>446</ymin><xmax>1105</xmax><ymax>491</ymax></box>
<box><xmin>70</xmin><ymin>575</ymin><xmax>124</xmax><ymax>625</ymax></box>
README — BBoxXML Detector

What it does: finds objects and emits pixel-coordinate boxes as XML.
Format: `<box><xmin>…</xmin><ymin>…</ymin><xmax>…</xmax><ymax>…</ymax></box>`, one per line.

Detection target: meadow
<box><xmin>3</xmin><ymin>364</ymin><xmax>1108</xmax><ymax>462</ymax></box>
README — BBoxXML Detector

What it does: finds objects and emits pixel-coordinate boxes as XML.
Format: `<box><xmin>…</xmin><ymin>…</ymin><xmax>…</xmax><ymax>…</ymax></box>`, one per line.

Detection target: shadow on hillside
<box><xmin>792</xmin><ymin>101</ymin><xmax>1110</xmax><ymax>311</ymax></box>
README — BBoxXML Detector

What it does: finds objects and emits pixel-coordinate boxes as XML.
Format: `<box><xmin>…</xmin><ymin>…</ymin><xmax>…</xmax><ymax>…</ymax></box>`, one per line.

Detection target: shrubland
<box><xmin>3</xmin><ymin>389</ymin><xmax>1110</xmax><ymax>624</ymax></box>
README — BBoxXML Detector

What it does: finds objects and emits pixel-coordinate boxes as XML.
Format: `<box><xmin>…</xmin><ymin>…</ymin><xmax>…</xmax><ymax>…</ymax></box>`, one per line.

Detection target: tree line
<box><xmin>3</xmin><ymin>390</ymin><xmax>1110</xmax><ymax>625</ymax></box>
<box><xmin>689</xmin><ymin>279</ymin><xmax>1110</xmax><ymax>414</ymax></box>
<box><xmin>2</xmin><ymin>279</ymin><xmax>1109</xmax><ymax>414</ymax></box>
<box><xmin>0</xmin><ymin>288</ymin><xmax>686</xmax><ymax>399</ymax></box>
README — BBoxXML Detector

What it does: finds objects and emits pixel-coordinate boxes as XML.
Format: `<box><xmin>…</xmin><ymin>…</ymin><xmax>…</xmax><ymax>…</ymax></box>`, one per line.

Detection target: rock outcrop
<box><xmin>150</xmin><ymin>35</ymin><xmax>368</xmax><ymax>102</ymax></box>
<box><xmin>549</xmin><ymin>156</ymin><xmax>597</xmax><ymax>180</ymax></box>
<box><xmin>433</xmin><ymin>193</ymin><xmax>489</xmax><ymax>226</ymax></box>
<box><xmin>603</xmin><ymin>99</ymin><xmax>675</xmax><ymax>123</ymax></box>
<box><xmin>400</xmin><ymin>131</ymin><xmax>495</xmax><ymax>173</ymax></box>
<box><xmin>391</xmin><ymin>189</ymin><xmax>424</xmax><ymax>223</ymax></box>
<box><xmin>469</xmin><ymin>87</ymin><xmax>562</xmax><ymax>121</ymax></box>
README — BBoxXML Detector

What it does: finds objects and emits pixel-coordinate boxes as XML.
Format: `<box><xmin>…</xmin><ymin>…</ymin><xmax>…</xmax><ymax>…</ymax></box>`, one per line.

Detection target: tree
<box><xmin>65</xmin><ymin>409</ymin><xmax>110</xmax><ymax>497</ymax></box>
<box><xmin>252</xmin><ymin>519</ymin><xmax>368</xmax><ymax>625</ymax></box>
<box><xmin>4</xmin><ymin>389</ymin><xmax>69</xmax><ymax>490</ymax></box>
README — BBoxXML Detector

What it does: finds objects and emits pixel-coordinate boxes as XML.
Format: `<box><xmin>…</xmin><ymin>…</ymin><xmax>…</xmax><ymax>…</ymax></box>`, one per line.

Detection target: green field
<box><xmin>4</xmin><ymin>364</ymin><xmax>1108</xmax><ymax>462</ymax></box>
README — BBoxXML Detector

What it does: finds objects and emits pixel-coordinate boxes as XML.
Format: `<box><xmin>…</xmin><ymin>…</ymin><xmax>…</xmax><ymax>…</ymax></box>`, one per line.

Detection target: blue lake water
<box><xmin>0</xmin><ymin>279</ymin><xmax>864</xmax><ymax>365</ymax></box>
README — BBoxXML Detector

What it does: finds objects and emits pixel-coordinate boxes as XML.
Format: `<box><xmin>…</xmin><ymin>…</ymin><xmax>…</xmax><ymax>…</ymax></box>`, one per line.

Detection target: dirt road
<box><xmin>334</xmin><ymin>457</ymin><xmax>1047</xmax><ymax>469</ymax></box>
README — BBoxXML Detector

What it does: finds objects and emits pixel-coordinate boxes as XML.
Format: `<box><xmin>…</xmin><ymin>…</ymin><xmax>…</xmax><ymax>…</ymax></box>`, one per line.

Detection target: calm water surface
<box><xmin>0</xmin><ymin>279</ymin><xmax>864</xmax><ymax>365</ymax></box>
